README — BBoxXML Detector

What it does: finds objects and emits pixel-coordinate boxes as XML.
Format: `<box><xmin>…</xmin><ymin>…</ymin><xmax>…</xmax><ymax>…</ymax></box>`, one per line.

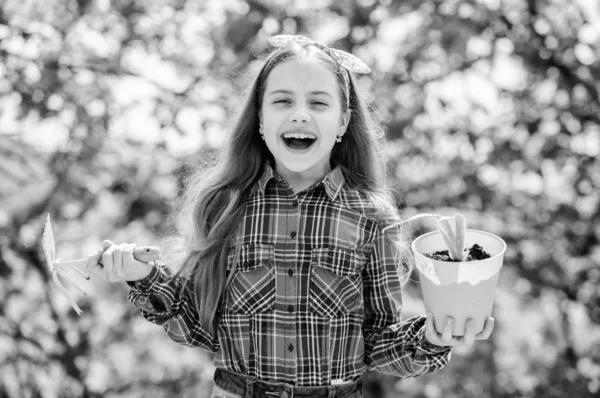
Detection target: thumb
<box><xmin>102</xmin><ymin>240</ymin><xmax>113</xmax><ymax>250</ymax></box>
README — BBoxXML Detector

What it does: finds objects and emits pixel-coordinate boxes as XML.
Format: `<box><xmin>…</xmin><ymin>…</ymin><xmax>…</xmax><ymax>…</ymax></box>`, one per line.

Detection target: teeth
<box><xmin>282</xmin><ymin>132</ymin><xmax>316</xmax><ymax>140</ymax></box>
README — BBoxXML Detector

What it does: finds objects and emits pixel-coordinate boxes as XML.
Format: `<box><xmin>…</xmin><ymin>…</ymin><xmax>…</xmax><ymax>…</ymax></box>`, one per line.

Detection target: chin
<box><xmin>277</xmin><ymin>159</ymin><xmax>316</xmax><ymax>173</ymax></box>
<box><xmin>275</xmin><ymin>153</ymin><xmax>331</xmax><ymax>174</ymax></box>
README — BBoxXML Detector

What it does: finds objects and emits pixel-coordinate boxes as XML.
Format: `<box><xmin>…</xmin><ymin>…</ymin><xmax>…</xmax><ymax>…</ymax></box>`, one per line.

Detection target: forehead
<box><xmin>265</xmin><ymin>59</ymin><xmax>339</xmax><ymax>95</ymax></box>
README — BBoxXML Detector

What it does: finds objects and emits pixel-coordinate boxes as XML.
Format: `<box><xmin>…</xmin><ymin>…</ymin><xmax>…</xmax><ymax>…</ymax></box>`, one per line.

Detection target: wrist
<box><xmin>421</xmin><ymin>334</ymin><xmax>452</xmax><ymax>354</ymax></box>
<box><xmin>126</xmin><ymin>261</ymin><xmax>155</xmax><ymax>282</ymax></box>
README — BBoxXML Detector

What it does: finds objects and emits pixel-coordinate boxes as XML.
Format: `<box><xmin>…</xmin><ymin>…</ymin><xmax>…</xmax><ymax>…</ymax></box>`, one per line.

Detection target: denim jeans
<box><xmin>211</xmin><ymin>368</ymin><xmax>363</xmax><ymax>398</ymax></box>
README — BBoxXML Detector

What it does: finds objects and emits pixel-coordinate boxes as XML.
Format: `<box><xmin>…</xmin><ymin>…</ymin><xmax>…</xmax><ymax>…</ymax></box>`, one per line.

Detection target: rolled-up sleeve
<box><xmin>127</xmin><ymin>262</ymin><xmax>219</xmax><ymax>353</ymax></box>
<box><xmin>362</xmin><ymin>222</ymin><xmax>451</xmax><ymax>377</ymax></box>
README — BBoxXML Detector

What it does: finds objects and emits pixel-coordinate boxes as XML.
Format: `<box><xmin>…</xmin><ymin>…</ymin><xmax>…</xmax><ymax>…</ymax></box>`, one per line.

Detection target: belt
<box><xmin>213</xmin><ymin>368</ymin><xmax>362</xmax><ymax>398</ymax></box>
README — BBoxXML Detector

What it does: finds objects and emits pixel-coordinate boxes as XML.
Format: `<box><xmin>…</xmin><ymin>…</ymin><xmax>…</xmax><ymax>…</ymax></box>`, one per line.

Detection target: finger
<box><xmin>441</xmin><ymin>317</ymin><xmax>454</xmax><ymax>343</ymax></box>
<box><xmin>121</xmin><ymin>251</ymin><xmax>132</xmax><ymax>280</ymax></box>
<box><xmin>476</xmin><ymin>317</ymin><xmax>495</xmax><ymax>340</ymax></box>
<box><xmin>462</xmin><ymin>319</ymin><xmax>476</xmax><ymax>346</ymax></box>
<box><xmin>85</xmin><ymin>249</ymin><xmax>101</xmax><ymax>268</ymax></box>
<box><xmin>98</xmin><ymin>240</ymin><xmax>114</xmax><ymax>267</ymax></box>
<box><xmin>119</xmin><ymin>244</ymin><xmax>135</xmax><ymax>279</ymax></box>
<box><xmin>85</xmin><ymin>249</ymin><xmax>104</xmax><ymax>276</ymax></box>
<box><xmin>425</xmin><ymin>312</ymin><xmax>445</xmax><ymax>346</ymax></box>
<box><xmin>102</xmin><ymin>243</ymin><xmax>116</xmax><ymax>279</ymax></box>
<box><xmin>110</xmin><ymin>245</ymin><xmax>123</xmax><ymax>282</ymax></box>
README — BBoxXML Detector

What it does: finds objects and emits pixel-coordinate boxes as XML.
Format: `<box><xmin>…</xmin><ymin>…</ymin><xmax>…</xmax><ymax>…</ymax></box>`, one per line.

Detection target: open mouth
<box><xmin>282</xmin><ymin>132</ymin><xmax>317</xmax><ymax>150</ymax></box>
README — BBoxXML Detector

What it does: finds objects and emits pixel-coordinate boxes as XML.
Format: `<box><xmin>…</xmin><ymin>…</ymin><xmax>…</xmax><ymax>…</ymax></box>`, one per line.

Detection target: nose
<box><xmin>289</xmin><ymin>106</ymin><xmax>311</xmax><ymax>124</ymax></box>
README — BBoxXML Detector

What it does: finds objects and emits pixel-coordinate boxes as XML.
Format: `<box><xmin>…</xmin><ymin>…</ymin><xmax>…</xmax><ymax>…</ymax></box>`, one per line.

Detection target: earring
<box><xmin>337</xmin><ymin>125</ymin><xmax>345</xmax><ymax>143</ymax></box>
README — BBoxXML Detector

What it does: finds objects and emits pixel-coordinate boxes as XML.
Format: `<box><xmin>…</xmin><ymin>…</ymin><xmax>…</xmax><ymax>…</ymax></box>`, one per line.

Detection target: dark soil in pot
<box><xmin>424</xmin><ymin>243</ymin><xmax>491</xmax><ymax>262</ymax></box>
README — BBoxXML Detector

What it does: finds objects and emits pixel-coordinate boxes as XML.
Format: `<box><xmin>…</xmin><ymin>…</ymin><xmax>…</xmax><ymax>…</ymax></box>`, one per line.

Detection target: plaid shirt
<box><xmin>128</xmin><ymin>165</ymin><xmax>451</xmax><ymax>386</ymax></box>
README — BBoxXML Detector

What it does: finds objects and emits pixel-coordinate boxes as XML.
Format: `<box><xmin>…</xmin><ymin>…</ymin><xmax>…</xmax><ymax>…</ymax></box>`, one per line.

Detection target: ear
<box><xmin>340</xmin><ymin>109</ymin><xmax>351</xmax><ymax>136</ymax></box>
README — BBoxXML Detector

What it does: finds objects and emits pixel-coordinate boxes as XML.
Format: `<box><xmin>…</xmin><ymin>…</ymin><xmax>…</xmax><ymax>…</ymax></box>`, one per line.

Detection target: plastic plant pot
<box><xmin>412</xmin><ymin>229</ymin><xmax>507</xmax><ymax>336</ymax></box>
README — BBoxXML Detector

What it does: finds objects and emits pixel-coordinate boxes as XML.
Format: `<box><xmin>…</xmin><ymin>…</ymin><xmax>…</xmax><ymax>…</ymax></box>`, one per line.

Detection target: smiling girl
<box><xmin>86</xmin><ymin>35</ymin><xmax>493</xmax><ymax>398</ymax></box>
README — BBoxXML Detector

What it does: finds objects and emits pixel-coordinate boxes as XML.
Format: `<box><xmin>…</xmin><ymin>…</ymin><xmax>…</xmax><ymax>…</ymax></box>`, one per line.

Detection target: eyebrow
<box><xmin>267</xmin><ymin>89</ymin><xmax>333</xmax><ymax>98</ymax></box>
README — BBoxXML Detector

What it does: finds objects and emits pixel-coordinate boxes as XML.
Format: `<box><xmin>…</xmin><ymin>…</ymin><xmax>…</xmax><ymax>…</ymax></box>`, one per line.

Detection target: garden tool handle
<box><xmin>130</xmin><ymin>246</ymin><xmax>161</xmax><ymax>263</ymax></box>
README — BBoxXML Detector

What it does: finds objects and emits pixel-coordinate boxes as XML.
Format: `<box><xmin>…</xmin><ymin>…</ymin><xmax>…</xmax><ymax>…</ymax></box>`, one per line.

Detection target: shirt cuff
<box><xmin>419</xmin><ymin>337</ymin><xmax>452</xmax><ymax>354</ymax></box>
<box><xmin>413</xmin><ymin>316</ymin><xmax>452</xmax><ymax>354</ymax></box>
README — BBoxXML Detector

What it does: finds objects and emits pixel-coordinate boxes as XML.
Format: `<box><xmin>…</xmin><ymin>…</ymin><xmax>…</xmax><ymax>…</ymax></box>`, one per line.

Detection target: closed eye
<box><xmin>273</xmin><ymin>99</ymin><xmax>328</xmax><ymax>107</ymax></box>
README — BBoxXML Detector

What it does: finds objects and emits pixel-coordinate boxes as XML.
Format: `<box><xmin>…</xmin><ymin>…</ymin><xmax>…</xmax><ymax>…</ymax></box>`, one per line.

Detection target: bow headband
<box><xmin>268</xmin><ymin>35</ymin><xmax>371</xmax><ymax>74</ymax></box>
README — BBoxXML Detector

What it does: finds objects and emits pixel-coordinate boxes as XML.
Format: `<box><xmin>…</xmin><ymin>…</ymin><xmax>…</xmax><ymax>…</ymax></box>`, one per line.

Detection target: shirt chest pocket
<box><xmin>225</xmin><ymin>243</ymin><xmax>275</xmax><ymax>314</ymax></box>
<box><xmin>309</xmin><ymin>248</ymin><xmax>367</xmax><ymax>318</ymax></box>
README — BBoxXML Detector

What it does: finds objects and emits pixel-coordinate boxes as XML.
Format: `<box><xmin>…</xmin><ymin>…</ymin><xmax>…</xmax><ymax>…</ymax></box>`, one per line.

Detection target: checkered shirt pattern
<box><xmin>128</xmin><ymin>165</ymin><xmax>451</xmax><ymax>386</ymax></box>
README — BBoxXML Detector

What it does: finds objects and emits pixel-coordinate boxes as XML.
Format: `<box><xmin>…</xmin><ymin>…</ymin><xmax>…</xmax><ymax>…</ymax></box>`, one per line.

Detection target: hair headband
<box><xmin>268</xmin><ymin>35</ymin><xmax>371</xmax><ymax>74</ymax></box>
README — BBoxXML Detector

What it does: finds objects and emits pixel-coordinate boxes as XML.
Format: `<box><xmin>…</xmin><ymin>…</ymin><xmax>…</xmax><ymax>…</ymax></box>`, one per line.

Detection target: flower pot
<box><xmin>412</xmin><ymin>229</ymin><xmax>506</xmax><ymax>336</ymax></box>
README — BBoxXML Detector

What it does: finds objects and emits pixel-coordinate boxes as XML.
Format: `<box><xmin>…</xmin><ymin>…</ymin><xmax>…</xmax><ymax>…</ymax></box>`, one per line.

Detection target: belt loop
<box><xmin>245</xmin><ymin>377</ymin><xmax>254</xmax><ymax>398</ymax></box>
<box><xmin>327</xmin><ymin>385</ymin><xmax>335</xmax><ymax>398</ymax></box>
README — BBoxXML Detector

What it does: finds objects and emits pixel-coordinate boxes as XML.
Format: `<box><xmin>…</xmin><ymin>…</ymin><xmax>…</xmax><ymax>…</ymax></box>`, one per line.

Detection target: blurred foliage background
<box><xmin>1</xmin><ymin>0</ymin><xmax>599</xmax><ymax>397</ymax></box>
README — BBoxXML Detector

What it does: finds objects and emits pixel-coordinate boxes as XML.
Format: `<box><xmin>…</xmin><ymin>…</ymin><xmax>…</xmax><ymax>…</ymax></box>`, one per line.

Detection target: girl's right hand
<box><xmin>86</xmin><ymin>240</ymin><xmax>153</xmax><ymax>282</ymax></box>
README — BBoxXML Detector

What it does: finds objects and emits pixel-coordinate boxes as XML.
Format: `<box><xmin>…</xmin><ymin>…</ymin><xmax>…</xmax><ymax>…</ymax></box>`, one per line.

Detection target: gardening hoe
<box><xmin>42</xmin><ymin>214</ymin><xmax>161</xmax><ymax>315</ymax></box>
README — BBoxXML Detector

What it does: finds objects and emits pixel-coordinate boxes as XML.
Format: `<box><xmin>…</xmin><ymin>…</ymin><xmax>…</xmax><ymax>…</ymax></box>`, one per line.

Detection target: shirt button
<box><xmin>288</xmin><ymin>343</ymin><xmax>294</xmax><ymax>352</ymax></box>
<box><xmin>287</xmin><ymin>304</ymin><xmax>294</xmax><ymax>313</ymax></box>
<box><xmin>290</xmin><ymin>231</ymin><xmax>297</xmax><ymax>239</ymax></box>
<box><xmin>288</xmin><ymin>268</ymin><xmax>294</xmax><ymax>277</ymax></box>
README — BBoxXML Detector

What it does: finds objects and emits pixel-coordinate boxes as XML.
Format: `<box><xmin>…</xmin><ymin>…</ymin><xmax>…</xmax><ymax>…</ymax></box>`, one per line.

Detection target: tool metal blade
<box><xmin>42</xmin><ymin>214</ymin><xmax>56</xmax><ymax>272</ymax></box>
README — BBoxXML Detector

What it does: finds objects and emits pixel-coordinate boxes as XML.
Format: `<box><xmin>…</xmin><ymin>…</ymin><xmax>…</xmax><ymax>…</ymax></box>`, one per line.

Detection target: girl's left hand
<box><xmin>425</xmin><ymin>312</ymin><xmax>495</xmax><ymax>347</ymax></box>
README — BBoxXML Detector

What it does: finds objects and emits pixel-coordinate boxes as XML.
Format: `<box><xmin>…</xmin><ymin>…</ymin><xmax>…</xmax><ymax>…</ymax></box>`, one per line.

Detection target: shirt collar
<box><xmin>257</xmin><ymin>163</ymin><xmax>345</xmax><ymax>201</ymax></box>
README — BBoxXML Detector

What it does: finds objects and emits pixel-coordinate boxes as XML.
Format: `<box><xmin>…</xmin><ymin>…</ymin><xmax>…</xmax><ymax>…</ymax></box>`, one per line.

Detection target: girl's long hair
<box><xmin>170</xmin><ymin>41</ymin><xmax>411</xmax><ymax>334</ymax></box>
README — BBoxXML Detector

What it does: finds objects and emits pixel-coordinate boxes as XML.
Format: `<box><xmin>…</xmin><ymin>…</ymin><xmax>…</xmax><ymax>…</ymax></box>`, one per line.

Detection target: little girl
<box><xmin>86</xmin><ymin>35</ymin><xmax>494</xmax><ymax>398</ymax></box>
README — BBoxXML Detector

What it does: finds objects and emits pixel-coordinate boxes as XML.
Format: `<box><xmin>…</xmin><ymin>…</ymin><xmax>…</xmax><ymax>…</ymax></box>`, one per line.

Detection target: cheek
<box><xmin>261</xmin><ymin>109</ymin><xmax>282</xmax><ymax>129</ymax></box>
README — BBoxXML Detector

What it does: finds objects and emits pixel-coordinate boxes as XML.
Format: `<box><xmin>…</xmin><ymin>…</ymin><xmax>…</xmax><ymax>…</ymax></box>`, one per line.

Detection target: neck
<box><xmin>276</xmin><ymin>163</ymin><xmax>332</xmax><ymax>193</ymax></box>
